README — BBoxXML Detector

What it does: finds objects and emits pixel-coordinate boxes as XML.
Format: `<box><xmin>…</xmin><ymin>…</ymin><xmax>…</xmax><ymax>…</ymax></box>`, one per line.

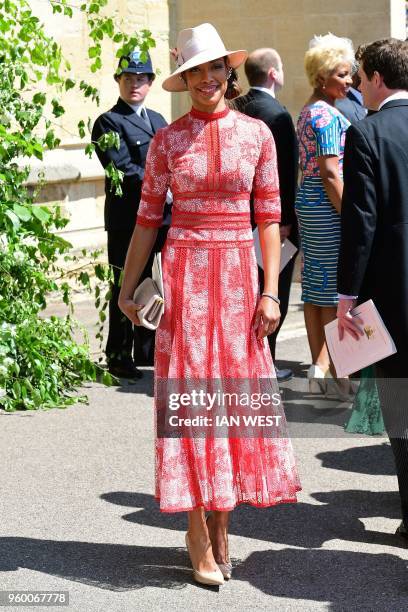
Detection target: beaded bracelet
<box><xmin>261</xmin><ymin>293</ymin><xmax>281</xmax><ymax>305</ymax></box>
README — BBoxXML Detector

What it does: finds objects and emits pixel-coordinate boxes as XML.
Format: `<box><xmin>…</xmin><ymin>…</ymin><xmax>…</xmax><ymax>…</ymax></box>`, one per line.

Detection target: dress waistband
<box><xmin>173</xmin><ymin>191</ymin><xmax>250</xmax><ymax>200</ymax></box>
<box><xmin>166</xmin><ymin>238</ymin><xmax>254</xmax><ymax>249</ymax></box>
<box><xmin>171</xmin><ymin>208</ymin><xmax>252</xmax><ymax>229</ymax></box>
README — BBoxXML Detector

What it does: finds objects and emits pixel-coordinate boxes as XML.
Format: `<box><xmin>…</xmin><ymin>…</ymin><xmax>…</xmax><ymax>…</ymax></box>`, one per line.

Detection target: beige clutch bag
<box><xmin>132</xmin><ymin>253</ymin><xmax>164</xmax><ymax>330</ymax></box>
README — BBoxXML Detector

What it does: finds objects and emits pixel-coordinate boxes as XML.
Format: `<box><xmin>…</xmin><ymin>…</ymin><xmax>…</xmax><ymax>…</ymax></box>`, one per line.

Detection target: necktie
<box><xmin>140</xmin><ymin>107</ymin><xmax>151</xmax><ymax>130</ymax></box>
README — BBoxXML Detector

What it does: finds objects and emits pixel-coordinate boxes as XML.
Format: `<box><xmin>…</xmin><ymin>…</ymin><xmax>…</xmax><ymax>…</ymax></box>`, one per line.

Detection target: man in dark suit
<box><xmin>337</xmin><ymin>38</ymin><xmax>408</xmax><ymax>541</ymax></box>
<box><xmin>235</xmin><ymin>48</ymin><xmax>299</xmax><ymax>381</ymax></box>
<box><xmin>335</xmin><ymin>86</ymin><xmax>367</xmax><ymax>124</ymax></box>
<box><xmin>92</xmin><ymin>51</ymin><xmax>168</xmax><ymax>379</ymax></box>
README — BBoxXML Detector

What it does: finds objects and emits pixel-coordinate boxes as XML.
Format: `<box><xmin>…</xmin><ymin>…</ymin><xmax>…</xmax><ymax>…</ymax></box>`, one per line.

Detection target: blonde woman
<box><xmin>119</xmin><ymin>23</ymin><xmax>300</xmax><ymax>586</ymax></box>
<box><xmin>295</xmin><ymin>34</ymin><xmax>354</xmax><ymax>394</ymax></box>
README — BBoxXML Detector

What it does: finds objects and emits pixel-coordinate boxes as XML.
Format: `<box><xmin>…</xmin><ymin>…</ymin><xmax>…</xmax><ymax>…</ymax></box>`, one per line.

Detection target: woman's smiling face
<box><xmin>184</xmin><ymin>57</ymin><xmax>229</xmax><ymax>111</ymax></box>
<box><xmin>321</xmin><ymin>62</ymin><xmax>353</xmax><ymax>100</ymax></box>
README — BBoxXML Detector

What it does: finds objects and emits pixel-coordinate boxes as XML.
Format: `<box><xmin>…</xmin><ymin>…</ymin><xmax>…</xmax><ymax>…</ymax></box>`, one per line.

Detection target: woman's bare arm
<box><xmin>118</xmin><ymin>224</ymin><xmax>158</xmax><ymax>325</ymax></box>
<box><xmin>254</xmin><ymin>222</ymin><xmax>281</xmax><ymax>339</ymax></box>
<box><xmin>317</xmin><ymin>155</ymin><xmax>343</xmax><ymax>214</ymax></box>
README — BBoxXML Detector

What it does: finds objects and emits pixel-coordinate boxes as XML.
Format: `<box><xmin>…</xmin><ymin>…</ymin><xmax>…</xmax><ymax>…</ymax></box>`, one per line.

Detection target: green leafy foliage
<box><xmin>105</xmin><ymin>162</ymin><xmax>124</xmax><ymax>196</ymax></box>
<box><xmin>0</xmin><ymin>0</ymin><xmax>155</xmax><ymax>411</ymax></box>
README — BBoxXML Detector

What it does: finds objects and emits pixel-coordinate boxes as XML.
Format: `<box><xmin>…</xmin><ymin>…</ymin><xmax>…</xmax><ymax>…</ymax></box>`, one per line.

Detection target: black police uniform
<box><xmin>92</xmin><ymin>57</ymin><xmax>168</xmax><ymax>373</ymax></box>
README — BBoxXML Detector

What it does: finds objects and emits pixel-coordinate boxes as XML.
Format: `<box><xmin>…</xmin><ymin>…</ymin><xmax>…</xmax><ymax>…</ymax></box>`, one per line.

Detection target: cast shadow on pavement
<box><xmin>1</xmin><ymin>536</ymin><xmax>407</xmax><ymax>606</ymax></box>
<box><xmin>101</xmin><ymin>486</ymin><xmax>405</xmax><ymax>551</ymax></box>
<box><xmin>0</xmin><ymin>537</ymin><xmax>194</xmax><ymax>591</ymax></box>
<box><xmin>317</xmin><ymin>442</ymin><xmax>395</xmax><ymax>476</ymax></box>
<box><xmin>233</xmin><ymin>547</ymin><xmax>408</xmax><ymax>611</ymax></box>
<box><xmin>112</xmin><ymin>369</ymin><xmax>154</xmax><ymax>398</ymax></box>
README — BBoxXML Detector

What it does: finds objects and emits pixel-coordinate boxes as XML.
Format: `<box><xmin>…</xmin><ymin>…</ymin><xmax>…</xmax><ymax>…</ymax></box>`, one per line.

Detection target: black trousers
<box><xmin>376</xmin><ymin>362</ymin><xmax>408</xmax><ymax>526</ymax></box>
<box><xmin>106</xmin><ymin>226</ymin><xmax>168</xmax><ymax>366</ymax></box>
<box><xmin>258</xmin><ymin>254</ymin><xmax>297</xmax><ymax>361</ymax></box>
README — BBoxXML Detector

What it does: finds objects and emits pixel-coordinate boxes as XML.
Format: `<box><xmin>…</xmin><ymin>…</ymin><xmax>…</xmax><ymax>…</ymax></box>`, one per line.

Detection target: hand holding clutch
<box><xmin>132</xmin><ymin>253</ymin><xmax>164</xmax><ymax>330</ymax></box>
<box><xmin>133</xmin><ymin>278</ymin><xmax>164</xmax><ymax>330</ymax></box>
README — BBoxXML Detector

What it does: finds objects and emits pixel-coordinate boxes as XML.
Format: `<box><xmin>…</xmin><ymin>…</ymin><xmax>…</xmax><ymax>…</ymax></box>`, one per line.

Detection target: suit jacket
<box><xmin>92</xmin><ymin>98</ymin><xmax>167</xmax><ymax>231</ymax></box>
<box><xmin>335</xmin><ymin>95</ymin><xmax>367</xmax><ymax>124</ymax></box>
<box><xmin>337</xmin><ymin>99</ymin><xmax>408</xmax><ymax>370</ymax></box>
<box><xmin>234</xmin><ymin>89</ymin><xmax>299</xmax><ymax>243</ymax></box>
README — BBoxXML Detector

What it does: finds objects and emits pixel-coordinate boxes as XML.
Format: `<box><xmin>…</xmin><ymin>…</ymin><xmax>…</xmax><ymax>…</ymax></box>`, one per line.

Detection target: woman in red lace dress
<box><xmin>119</xmin><ymin>23</ymin><xmax>300</xmax><ymax>586</ymax></box>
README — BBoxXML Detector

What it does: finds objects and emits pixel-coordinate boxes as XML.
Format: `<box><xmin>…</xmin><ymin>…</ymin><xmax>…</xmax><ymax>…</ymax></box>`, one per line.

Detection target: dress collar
<box><xmin>190</xmin><ymin>106</ymin><xmax>230</xmax><ymax>121</ymax></box>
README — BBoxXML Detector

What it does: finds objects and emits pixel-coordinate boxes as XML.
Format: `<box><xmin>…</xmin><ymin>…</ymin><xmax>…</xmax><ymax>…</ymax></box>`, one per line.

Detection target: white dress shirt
<box><xmin>123</xmin><ymin>100</ymin><xmax>146</xmax><ymax>116</ymax></box>
<box><xmin>250</xmin><ymin>86</ymin><xmax>275</xmax><ymax>98</ymax></box>
<box><xmin>378</xmin><ymin>91</ymin><xmax>408</xmax><ymax>110</ymax></box>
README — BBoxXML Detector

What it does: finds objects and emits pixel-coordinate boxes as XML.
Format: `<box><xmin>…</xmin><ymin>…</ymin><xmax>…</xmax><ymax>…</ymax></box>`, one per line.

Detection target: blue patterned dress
<box><xmin>295</xmin><ymin>101</ymin><xmax>350</xmax><ymax>306</ymax></box>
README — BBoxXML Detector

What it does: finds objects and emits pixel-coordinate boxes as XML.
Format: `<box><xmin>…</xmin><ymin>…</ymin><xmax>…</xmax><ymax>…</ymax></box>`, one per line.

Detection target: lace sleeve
<box><xmin>136</xmin><ymin>128</ymin><xmax>170</xmax><ymax>228</ymax></box>
<box><xmin>253</xmin><ymin>122</ymin><xmax>281</xmax><ymax>224</ymax></box>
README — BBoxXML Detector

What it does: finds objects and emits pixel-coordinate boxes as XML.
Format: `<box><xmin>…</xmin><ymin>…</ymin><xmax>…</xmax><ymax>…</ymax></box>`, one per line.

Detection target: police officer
<box><xmin>92</xmin><ymin>50</ymin><xmax>168</xmax><ymax>379</ymax></box>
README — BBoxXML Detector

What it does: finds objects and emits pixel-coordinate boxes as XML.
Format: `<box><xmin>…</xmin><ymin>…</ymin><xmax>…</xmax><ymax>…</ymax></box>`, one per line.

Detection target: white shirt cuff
<box><xmin>338</xmin><ymin>293</ymin><xmax>358</xmax><ymax>300</ymax></box>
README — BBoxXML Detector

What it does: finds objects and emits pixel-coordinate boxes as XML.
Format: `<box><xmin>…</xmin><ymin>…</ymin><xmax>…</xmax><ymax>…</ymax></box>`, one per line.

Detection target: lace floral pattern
<box><xmin>137</xmin><ymin>108</ymin><xmax>301</xmax><ymax>512</ymax></box>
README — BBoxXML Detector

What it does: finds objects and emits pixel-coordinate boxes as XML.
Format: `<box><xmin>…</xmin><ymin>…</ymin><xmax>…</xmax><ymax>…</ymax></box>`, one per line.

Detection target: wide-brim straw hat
<box><xmin>162</xmin><ymin>23</ymin><xmax>248</xmax><ymax>92</ymax></box>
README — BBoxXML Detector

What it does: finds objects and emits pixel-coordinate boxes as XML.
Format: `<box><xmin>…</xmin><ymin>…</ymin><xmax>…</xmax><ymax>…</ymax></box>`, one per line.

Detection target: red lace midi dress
<box><xmin>136</xmin><ymin>106</ymin><xmax>301</xmax><ymax>512</ymax></box>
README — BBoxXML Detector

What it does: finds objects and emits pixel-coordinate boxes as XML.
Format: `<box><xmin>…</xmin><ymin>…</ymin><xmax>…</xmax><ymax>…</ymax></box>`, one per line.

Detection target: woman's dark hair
<box><xmin>361</xmin><ymin>38</ymin><xmax>408</xmax><ymax>89</ymax></box>
<box><xmin>225</xmin><ymin>67</ymin><xmax>242</xmax><ymax>100</ymax></box>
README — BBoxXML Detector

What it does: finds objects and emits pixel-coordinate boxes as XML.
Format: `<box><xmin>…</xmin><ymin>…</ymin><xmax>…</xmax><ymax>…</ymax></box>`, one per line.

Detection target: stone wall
<box><xmin>171</xmin><ymin>0</ymin><xmax>407</xmax><ymax>119</ymax></box>
<box><xmin>27</xmin><ymin>0</ymin><xmax>406</xmax><ymax>250</ymax></box>
<box><xmin>30</xmin><ymin>0</ymin><xmax>172</xmax><ymax>140</ymax></box>
<box><xmin>28</xmin><ymin>0</ymin><xmax>172</xmax><ymax>250</ymax></box>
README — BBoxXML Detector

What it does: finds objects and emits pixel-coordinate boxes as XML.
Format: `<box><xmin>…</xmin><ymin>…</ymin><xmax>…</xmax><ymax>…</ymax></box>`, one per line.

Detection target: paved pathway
<box><xmin>1</xmin><ymin>284</ymin><xmax>408</xmax><ymax>611</ymax></box>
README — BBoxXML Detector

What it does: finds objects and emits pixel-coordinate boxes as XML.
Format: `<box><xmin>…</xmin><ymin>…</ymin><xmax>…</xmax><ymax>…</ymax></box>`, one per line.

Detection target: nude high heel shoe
<box><xmin>206</xmin><ymin>515</ymin><xmax>232</xmax><ymax>580</ymax></box>
<box><xmin>185</xmin><ymin>533</ymin><xmax>224</xmax><ymax>586</ymax></box>
<box><xmin>217</xmin><ymin>560</ymin><xmax>233</xmax><ymax>581</ymax></box>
